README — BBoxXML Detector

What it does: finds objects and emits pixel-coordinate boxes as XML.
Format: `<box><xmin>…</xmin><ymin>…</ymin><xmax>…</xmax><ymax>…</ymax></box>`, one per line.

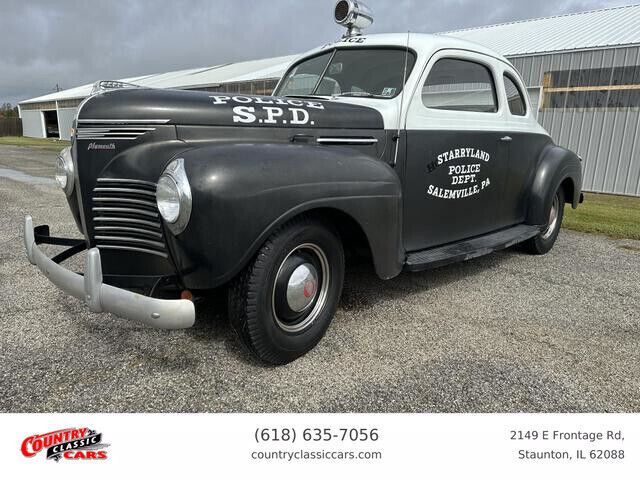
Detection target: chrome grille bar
<box><xmin>92</xmin><ymin>207</ymin><xmax>158</xmax><ymax>218</ymax></box>
<box><xmin>75</xmin><ymin>120</ymin><xmax>168</xmax><ymax>141</ymax></box>
<box><xmin>96</xmin><ymin>178</ymin><xmax>157</xmax><ymax>187</ymax></box>
<box><xmin>95</xmin><ymin>245</ymin><xmax>168</xmax><ymax>259</ymax></box>
<box><xmin>90</xmin><ymin>178</ymin><xmax>168</xmax><ymax>257</ymax></box>
<box><xmin>94</xmin><ymin>235</ymin><xmax>166</xmax><ymax>249</ymax></box>
<box><xmin>78</xmin><ymin>119</ymin><xmax>170</xmax><ymax>124</ymax></box>
<box><xmin>92</xmin><ymin>196</ymin><xmax>157</xmax><ymax>208</ymax></box>
<box><xmin>94</xmin><ymin>226</ymin><xmax>163</xmax><ymax>238</ymax></box>
<box><xmin>93</xmin><ymin>216</ymin><xmax>161</xmax><ymax>229</ymax></box>
<box><xmin>93</xmin><ymin>187</ymin><xmax>156</xmax><ymax>197</ymax></box>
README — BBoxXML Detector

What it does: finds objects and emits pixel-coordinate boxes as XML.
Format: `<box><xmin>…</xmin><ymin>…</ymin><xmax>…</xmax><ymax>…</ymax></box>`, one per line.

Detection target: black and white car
<box><xmin>24</xmin><ymin>1</ymin><xmax>583</xmax><ymax>364</ymax></box>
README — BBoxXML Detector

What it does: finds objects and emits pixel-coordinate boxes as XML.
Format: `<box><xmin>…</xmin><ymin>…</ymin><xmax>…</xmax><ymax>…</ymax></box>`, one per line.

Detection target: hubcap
<box><xmin>272</xmin><ymin>243</ymin><xmax>330</xmax><ymax>333</ymax></box>
<box><xmin>542</xmin><ymin>193</ymin><xmax>560</xmax><ymax>240</ymax></box>
<box><xmin>286</xmin><ymin>263</ymin><xmax>318</xmax><ymax>312</ymax></box>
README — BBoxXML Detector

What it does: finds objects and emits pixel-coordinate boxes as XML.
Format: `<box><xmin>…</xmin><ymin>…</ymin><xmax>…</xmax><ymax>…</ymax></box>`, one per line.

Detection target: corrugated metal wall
<box><xmin>21</xmin><ymin>110</ymin><xmax>44</xmax><ymax>138</ymax></box>
<box><xmin>509</xmin><ymin>46</ymin><xmax>640</xmax><ymax>196</ymax></box>
<box><xmin>57</xmin><ymin>108</ymin><xmax>78</xmax><ymax>141</ymax></box>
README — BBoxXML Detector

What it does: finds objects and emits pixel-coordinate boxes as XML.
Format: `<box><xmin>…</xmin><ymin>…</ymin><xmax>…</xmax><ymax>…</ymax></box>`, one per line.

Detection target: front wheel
<box><xmin>523</xmin><ymin>186</ymin><xmax>565</xmax><ymax>255</ymax></box>
<box><xmin>228</xmin><ymin>217</ymin><xmax>345</xmax><ymax>365</ymax></box>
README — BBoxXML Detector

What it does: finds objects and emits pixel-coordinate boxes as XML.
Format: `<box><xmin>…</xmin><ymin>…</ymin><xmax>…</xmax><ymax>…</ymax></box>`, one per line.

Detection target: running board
<box><xmin>404</xmin><ymin>225</ymin><xmax>541</xmax><ymax>272</ymax></box>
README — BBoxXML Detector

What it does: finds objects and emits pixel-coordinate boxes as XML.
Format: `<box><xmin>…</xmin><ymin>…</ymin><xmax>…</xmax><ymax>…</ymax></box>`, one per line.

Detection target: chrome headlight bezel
<box><xmin>55</xmin><ymin>147</ymin><xmax>75</xmax><ymax>196</ymax></box>
<box><xmin>156</xmin><ymin>158</ymin><xmax>192</xmax><ymax>235</ymax></box>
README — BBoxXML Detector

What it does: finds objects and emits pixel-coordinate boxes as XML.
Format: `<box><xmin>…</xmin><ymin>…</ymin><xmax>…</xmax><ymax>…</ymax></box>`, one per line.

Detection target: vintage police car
<box><xmin>24</xmin><ymin>1</ymin><xmax>582</xmax><ymax>364</ymax></box>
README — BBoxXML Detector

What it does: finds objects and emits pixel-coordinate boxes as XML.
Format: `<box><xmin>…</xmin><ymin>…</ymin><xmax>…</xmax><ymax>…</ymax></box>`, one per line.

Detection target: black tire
<box><xmin>228</xmin><ymin>217</ymin><xmax>345</xmax><ymax>365</ymax></box>
<box><xmin>523</xmin><ymin>186</ymin><xmax>565</xmax><ymax>255</ymax></box>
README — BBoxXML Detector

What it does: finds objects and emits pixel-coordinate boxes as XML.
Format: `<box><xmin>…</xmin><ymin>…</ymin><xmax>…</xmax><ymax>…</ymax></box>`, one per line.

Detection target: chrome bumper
<box><xmin>23</xmin><ymin>215</ymin><xmax>195</xmax><ymax>329</ymax></box>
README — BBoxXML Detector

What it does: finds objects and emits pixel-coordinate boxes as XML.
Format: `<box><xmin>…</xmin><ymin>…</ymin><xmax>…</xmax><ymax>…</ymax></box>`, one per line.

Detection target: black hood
<box><xmin>78</xmin><ymin>88</ymin><xmax>384</xmax><ymax>130</ymax></box>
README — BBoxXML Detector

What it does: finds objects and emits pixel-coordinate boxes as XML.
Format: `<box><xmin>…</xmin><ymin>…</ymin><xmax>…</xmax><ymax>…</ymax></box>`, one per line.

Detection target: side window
<box><xmin>422</xmin><ymin>58</ymin><xmax>498</xmax><ymax>113</ymax></box>
<box><xmin>503</xmin><ymin>74</ymin><xmax>527</xmax><ymax>116</ymax></box>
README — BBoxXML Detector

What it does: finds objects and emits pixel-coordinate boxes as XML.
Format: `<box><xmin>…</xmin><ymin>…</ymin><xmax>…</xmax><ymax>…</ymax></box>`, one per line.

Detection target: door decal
<box><xmin>426</xmin><ymin>148</ymin><xmax>491</xmax><ymax>199</ymax></box>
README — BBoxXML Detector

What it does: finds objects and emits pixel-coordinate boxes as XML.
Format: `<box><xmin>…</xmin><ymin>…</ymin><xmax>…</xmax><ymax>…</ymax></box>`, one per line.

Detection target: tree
<box><xmin>0</xmin><ymin>103</ymin><xmax>18</xmax><ymax>118</ymax></box>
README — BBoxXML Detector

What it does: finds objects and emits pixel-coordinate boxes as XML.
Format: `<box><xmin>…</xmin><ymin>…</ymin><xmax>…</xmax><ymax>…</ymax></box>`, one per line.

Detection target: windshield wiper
<box><xmin>283</xmin><ymin>94</ymin><xmax>329</xmax><ymax>99</ymax></box>
<box><xmin>336</xmin><ymin>91</ymin><xmax>387</xmax><ymax>99</ymax></box>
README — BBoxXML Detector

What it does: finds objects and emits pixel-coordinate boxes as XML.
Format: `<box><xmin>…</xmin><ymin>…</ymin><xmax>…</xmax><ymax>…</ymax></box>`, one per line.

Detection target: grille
<box><xmin>76</xmin><ymin>119</ymin><xmax>168</xmax><ymax>141</ymax></box>
<box><xmin>91</xmin><ymin>178</ymin><xmax>168</xmax><ymax>258</ymax></box>
<box><xmin>76</xmin><ymin>125</ymin><xmax>156</xmax><ymax>141</ymax></box>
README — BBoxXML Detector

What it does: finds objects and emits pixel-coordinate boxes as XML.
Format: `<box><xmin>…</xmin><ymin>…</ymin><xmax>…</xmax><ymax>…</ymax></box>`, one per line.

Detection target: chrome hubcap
<box><xmin>542</xmin><ymin>194</ymin><xmax>560</xmax><ymax>240</ymax></box>
<box><xmin>272</xmin><ymin>243</ymin><xmax>330</xmax><ymax>333</ymax></box>
<box><xmin>286</xmin><ymin>263</ymin><xmax>318</xmax><ymax>312</ymax></box>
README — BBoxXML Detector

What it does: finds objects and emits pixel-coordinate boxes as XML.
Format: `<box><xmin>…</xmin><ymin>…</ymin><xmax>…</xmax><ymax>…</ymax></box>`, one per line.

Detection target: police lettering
<box><xmin>211</xmin><ymin>95</ymin><xmax>323</xmax><ymax>126</ymax></box>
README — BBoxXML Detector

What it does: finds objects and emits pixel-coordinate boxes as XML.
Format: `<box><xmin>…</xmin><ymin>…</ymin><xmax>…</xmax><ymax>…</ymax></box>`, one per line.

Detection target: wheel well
<box><xmin>295</xmin><ymin>208</ymin><xmax>374</xmax><ymax>265</ymax></box>
<box><xmin>560</xmin><ymin>177</ymin><xmax>575</xmax><ymax>205</ymax></box>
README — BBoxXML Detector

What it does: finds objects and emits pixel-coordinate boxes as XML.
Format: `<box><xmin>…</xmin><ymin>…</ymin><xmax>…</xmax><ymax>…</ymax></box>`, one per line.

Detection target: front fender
<box><xmin>164</xmin><ymin>143</ymin><xmax>402</xmax><ymax>289</ymax></box>
<box><xmin>526</xmin><ymin>144</ymin><xmax>583</xmax><ymax>226</ymax></box>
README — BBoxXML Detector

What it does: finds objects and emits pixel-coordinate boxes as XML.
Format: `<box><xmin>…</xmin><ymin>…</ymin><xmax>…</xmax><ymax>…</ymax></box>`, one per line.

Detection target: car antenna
<box><xmin>393</xmin><ymin>31</ymin><xmax>410</xmax><ymax>167</ymax></box>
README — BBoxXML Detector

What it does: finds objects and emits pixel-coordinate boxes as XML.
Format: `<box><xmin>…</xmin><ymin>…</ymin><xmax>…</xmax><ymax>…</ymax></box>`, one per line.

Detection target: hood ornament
<box><xmin>90</xmin><ymin>80</ymin><xmax>142</xmax><ymax>95</ymax></box>
<box><xmin>334</xmin><ymin>0</ymin><xmax>374</xmax><ymax>38</ymax></box>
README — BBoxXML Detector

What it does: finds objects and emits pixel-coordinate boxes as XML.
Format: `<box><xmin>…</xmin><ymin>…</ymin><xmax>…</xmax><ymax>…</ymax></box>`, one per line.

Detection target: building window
<box><xmin>542</xmin><ymin>65</ymin><xmax>640</xmax><ymax>110</ymax></box>
<box><xmin>422</xmin><ymin>58</ymin><xmax>498</xmax><ymax>113</ymax></box>
<box><xmin>503</xmin><ymin>74</ymin><xmax>526</xmax><ymax>116</ymax></box>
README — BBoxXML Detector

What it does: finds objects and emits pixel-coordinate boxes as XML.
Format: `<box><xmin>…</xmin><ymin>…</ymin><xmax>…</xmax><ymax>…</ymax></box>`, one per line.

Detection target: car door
<box><xmin>403</xmin><ymin>50</ymin><xmax>511</xmax><ymax>251</ymax></box>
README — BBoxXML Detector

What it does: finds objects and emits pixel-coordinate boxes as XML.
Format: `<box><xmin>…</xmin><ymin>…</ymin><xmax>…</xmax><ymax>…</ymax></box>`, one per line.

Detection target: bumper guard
<box><xmin>24</xmin><ymin>215</ymin><xmax>195</xmax><ymax>329</ymax></box>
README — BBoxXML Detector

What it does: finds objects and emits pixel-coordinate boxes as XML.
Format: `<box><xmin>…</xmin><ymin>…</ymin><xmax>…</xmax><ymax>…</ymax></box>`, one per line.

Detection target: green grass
<box><xmin>0</xmin><ymin>136</ymin><xmax>70</xmax><ymax>150</ymax></box>
<box><xmin>564</xmin><ymin>192</ymin><xmax>640</xmax><ymax>240</ymax></box>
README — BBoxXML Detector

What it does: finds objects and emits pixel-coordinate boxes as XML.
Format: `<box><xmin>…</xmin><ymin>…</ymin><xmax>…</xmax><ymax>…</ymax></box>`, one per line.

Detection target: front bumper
<box><xmin>23</xmin><ymin>215</ymin><xmax>195</xmax><ymax>329</ymax></box>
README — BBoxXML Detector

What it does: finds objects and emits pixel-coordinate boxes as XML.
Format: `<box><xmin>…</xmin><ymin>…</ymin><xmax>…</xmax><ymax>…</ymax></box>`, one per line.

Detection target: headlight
<box><xmin>156</xmin><ymin>158</ymin><xmax>192</xmax><ymax>235</ymax></box>
<box><xmin>156</xmin><ymin>176</ymin><xmax>181</xmax><ymax>223</ymax></box>
<box><xmin>55</xmin><ymin>147</ymin><xmax>74</xmax><ymax>196</ymax></box>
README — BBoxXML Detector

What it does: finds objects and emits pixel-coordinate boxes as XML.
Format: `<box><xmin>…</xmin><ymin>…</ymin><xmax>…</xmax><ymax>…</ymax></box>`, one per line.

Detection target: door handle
<box><xmin>500</xmin><ymin>136</ymin><xmax>513</xmax><ymax>143</ymax></box>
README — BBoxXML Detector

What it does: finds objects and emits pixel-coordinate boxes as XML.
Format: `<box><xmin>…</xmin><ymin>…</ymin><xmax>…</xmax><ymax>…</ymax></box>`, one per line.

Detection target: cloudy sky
<box><xmin>1</xmin><ymin>0</ymin><xmax>635</xmax><ymax>105</ymax></box>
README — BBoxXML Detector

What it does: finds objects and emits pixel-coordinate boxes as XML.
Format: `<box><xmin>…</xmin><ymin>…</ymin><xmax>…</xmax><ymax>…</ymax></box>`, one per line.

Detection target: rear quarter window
<box><xmin>504</xmin><ymin>74</ymin><xmax>527</xmax><ymax>116</ymax></box>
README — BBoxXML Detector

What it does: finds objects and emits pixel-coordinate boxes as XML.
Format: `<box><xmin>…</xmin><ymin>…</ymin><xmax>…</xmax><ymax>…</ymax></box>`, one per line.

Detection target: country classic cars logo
<box><xmin>21</xmin><ymin>427</ymin><xmax>109</xmax><ymax>461</ymax></box>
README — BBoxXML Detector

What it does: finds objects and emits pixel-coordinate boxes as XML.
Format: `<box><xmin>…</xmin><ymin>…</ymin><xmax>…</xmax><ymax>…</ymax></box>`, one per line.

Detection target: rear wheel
<box><xmin>523</xmin><ymin>186</ymin><xmax>565</xmax><ymax>255</ymax></box>
<box><xmin>228</xmin><ymin>217</ymin><xmax>344</xmax><ymax>365</ymax></box>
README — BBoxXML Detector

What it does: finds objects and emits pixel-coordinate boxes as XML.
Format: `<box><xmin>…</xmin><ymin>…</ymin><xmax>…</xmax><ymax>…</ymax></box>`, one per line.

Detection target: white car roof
<box><xmin>297</xmin><ymin>32</ymin><xmax>512</xmax><ymax>66</ymax></box>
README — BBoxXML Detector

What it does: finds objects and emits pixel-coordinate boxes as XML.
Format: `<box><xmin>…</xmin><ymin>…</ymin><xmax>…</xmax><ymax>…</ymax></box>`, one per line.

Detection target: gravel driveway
<box><xmin>1</xmin><ymin>144</ymin><xmax>639</xmax><ymax>413</ymax></box>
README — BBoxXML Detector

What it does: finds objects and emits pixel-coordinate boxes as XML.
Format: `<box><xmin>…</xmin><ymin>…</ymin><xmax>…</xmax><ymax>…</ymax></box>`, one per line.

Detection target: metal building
<box><xmin>442</xmin><ymin>4</ymin><xmax>640</xmax><ymax>196</ymax></box>
<box><xmin>17</xmin><ymin>55</ymin><xmax>296</xmax><ymax>141</ymax></box>
<box><xmin>18</xmin><ymin>5</ymin><xmax>640</xmax><ymax>195</ymax></box>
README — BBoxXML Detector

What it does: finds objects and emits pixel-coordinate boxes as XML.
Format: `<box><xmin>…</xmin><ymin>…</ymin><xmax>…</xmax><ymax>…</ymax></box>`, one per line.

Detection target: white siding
<box><xmin>510</xmin><ymin>46</ymin><xmax>640</xmax><ymax>196</ymax></box>
<box><xmin>21</xmin><ymin>110</ymin><xmax>45</xmax><ymax>138</ymax></box>
<box><xmin>57</xmin><ymin>108</ymin><xmax>78</xmax><ymax>141</ymax></box>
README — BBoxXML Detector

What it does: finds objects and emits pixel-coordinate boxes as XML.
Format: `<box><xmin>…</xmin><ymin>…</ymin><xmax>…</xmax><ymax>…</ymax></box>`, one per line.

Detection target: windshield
<box><xmin>274</xmin><ymin>48</ymin><xmax>416</xmax><ymax>99</ymax></box>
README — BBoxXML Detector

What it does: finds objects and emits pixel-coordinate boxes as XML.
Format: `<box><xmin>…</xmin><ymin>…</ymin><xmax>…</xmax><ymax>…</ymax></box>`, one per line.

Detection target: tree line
<box><xmin>0</xmin><ymin>103</ymin><xmax>19</xmax><ymax>118</ymax></box>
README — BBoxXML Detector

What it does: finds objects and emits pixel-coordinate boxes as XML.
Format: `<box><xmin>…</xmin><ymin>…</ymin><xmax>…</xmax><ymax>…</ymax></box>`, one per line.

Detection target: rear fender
<box><xmin>526</xmin><ymin>144</ymin><xmax>583</xmax><ymax>226</ymax></box>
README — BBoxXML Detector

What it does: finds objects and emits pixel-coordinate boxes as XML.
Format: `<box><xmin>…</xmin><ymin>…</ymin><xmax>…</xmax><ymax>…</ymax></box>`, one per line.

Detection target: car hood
<box><xmin>78</xmin><ymin>88</ymin><xmax>385</xmax><ymax>130</ymax></box>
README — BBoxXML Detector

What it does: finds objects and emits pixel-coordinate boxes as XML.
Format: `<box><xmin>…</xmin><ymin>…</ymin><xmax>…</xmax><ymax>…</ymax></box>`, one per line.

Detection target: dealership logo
<box><xmin>21</xmin><ymin>427</ymin><xmax>109</xmax><ymax>461</ymax></box>
<box><xmin>87</xmin><ymin>142</ymin><xmax>116</xmax><ymax>151</ymax></box>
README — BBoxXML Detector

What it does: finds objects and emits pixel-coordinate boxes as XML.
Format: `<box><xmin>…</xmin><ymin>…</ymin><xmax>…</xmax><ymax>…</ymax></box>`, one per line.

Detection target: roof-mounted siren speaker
<box><xmin>334</xmin><ymin>0</ymin><xmax>374</xmax><ymax>38</ymax></box>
